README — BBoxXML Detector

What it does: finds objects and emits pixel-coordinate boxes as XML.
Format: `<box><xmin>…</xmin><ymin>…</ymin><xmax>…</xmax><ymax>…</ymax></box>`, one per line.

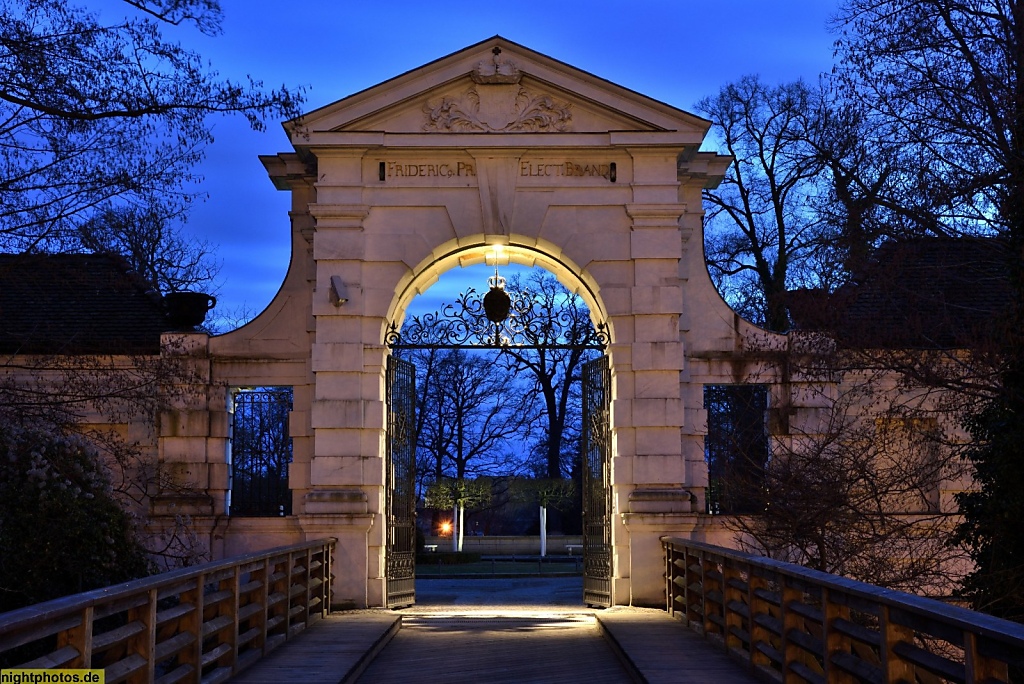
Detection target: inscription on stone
<box><xmin>384</xmin><ymin>161</ymin><xmax>476</xmax><ymax>178</ymax></box>
<box><xmin>380</xmin><ymin>160</ymin><xmax>616</xmax><ymax>182</ymax></box>
<box><xmin>520</xmin><ymin>161</ymin><xmax>614</xmax><ymax>179</ymax></box>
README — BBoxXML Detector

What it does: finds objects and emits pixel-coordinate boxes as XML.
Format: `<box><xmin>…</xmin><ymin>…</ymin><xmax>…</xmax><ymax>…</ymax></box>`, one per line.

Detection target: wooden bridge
<box><xmin>1</xmin><ymin>538</ymin><xmax>1022</xmax><ymax>683</ymax></box>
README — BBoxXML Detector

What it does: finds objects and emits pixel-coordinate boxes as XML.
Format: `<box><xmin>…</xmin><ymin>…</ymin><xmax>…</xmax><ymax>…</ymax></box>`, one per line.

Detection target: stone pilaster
<box><xmin>306</xmin><ymin>198</ymin><xmax>390</xmax><ymax>607</ymax></box>
<box><xmin>153</xmin><ymin>332</ymin><xmax>216</xmax><ymax>510</ymax></box>
<box><xmin>300</xmin><ymin>488</ymin><xmax>375</xmax><ymax>608</ymax></box>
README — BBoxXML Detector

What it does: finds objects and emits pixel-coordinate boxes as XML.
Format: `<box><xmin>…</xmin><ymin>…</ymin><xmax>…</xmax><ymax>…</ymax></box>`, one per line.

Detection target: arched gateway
<box><xmin>151</xmin><ymin>37</ymin><xmax>760</xmax><ymax>609</ymax></box>
<box><xmin>383</xmin><ymin>258</ymin><xmax>613</xmax><ymax>608</ymax></box>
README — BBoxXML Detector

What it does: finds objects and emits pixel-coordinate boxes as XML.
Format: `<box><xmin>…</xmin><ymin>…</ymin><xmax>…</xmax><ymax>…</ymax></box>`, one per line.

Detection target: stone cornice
<box><xmin>308</xmin><ymin>204</ymin><xmax>370</xmax><ymax>229</ymax></box>
<box><xmin>260</xmin><ymin>152</ymin><xmax>316</xmax><ymax>190</ymax></box>
<box><xmin>620</xmin><ymin>512</ymin><xmax>700</xmax><ymax>529</ymax></box>
<box><xmin>297</xmin><ymin>513</ymin><xmax>376</xmax><ymax>530</ymax></box>
<box><xmin>626</xmin><ymin>203</ymin><xmax>686</xmax><ymax>227</ymax></box>
<box><xmin>610</xmin><ymin>131</ymin><xmax>704</xmax><ymax>147</ymax></box>
<box><xmin>678</xmin><ymin>151</ymin><xmax>733</xmax><ymax>190</ymax></box>
<box><xmin>296</xmin><ymin>131</ymin><xmax>698</xmax><ymax>150</ymax></box>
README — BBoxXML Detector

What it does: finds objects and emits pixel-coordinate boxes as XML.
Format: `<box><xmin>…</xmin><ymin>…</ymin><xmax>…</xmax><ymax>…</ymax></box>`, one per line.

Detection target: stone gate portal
<box><xmin>153</xmin><ymin>36</ymin><xmax>760</xmax><ymax>609</ymax></box>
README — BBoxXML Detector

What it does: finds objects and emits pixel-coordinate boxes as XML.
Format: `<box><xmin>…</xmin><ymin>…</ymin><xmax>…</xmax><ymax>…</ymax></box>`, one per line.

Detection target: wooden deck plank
<box><xmin>226</xmin><ymin>612</ymin><xmax>400</xmax><ymax>684</ymax></box>
<box><xmin>226</xmin><ymin>590</ymin><xmax>760</xmax><ymax>684</ymax></box>
<box><xmin>597</xmin><ymin>607</ymin><xmax>760</xmax><ymax>684</ymax></box>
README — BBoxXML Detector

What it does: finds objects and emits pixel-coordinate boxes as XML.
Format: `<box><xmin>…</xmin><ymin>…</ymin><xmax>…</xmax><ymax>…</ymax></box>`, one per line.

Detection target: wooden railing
<box><xmin>0</xmin><ymin>538</ymin><xmax>335</xmax><ymax>684</ymax></box>
<box><xmin>663</xmin><ymin>537</ymin><xmax>1024</xmax><ymax>684</ymax></box>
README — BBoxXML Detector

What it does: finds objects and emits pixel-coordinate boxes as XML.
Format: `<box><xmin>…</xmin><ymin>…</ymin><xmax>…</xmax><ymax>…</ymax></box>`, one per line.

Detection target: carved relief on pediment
<box><xmin>423</xmin><ymin>85</ymin><xmax>573</xmax><ymax>133</ymax></box>
<box><xmin>470</xmin><ymin>53</ymin><xmax>522</xmax><ymax>84</ymax></box>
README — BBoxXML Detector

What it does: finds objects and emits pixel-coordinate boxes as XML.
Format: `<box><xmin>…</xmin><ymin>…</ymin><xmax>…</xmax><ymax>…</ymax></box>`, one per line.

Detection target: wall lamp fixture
<box><xmin>329</xmin><ymin>276</ymin><xmax>348</xmax><ymax>306</ymax></box>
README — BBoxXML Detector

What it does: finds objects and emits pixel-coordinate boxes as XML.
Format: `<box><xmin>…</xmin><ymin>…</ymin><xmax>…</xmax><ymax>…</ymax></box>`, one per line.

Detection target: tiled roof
<box><xmin>787</xmin><ymin>238</ymin><xmax>1010</xmax><ymax>349</ymax></box>
<box><xmin>0</xmin><ymin>253</ymin><xmax>169</xmax><ymax>355</ymax></box>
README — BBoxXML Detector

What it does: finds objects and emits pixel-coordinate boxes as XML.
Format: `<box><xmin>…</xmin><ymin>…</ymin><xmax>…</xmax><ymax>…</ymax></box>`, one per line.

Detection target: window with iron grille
<box><xmin>704</xmin><ymin>384</ymin><xmax>769</xmax><ymax>515</ymax></box>
<box><xmin>228</xmin><ymin>387</ymin><xmax>293</xmax><ymax>517</ymax></box>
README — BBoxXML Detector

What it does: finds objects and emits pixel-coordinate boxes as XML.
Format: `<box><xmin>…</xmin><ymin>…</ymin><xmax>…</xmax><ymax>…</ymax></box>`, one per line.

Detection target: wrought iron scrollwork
<box><xmin>230</xmin><ymin>387</ymin><xmax>293</xmax><ymax>517</ymax></box>
<box><xmin>385</xmin><ymin>356</ymin><xmax>417</xmax><ymax>608</ymax></box>
<box><xmin>387</xmin><ymin>285</ymin><xmax>609</xmax><ymax>350</ymax></box>
<box><xmin>582</xmin><ymin>356</ymin><xmax>612</xmax><ymax>608</ymax></box>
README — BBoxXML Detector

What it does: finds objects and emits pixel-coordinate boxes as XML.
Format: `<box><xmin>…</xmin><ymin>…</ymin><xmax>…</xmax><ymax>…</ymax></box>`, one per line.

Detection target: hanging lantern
<box><xmin>482</xmin><ymin>270</ymin><xmax>511</xmax><ymax>323</ymax></box>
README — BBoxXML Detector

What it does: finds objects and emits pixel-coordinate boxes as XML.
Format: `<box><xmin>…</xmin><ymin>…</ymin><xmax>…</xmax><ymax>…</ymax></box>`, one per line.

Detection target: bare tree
<box><xmin>697</xmin><ymin>77</ymin><xmax>826</xmax><ymax>330</ymax></box>
<box><xmin>76</xmin><ymin>204</ymin><xmax>221</xmax><ymax>295</ymax></box>
<box><xmin>401</xmin><ymin>345</ymin><xmax>536</xmax><ymax>545</ymax></box>
<box><xmin>408</xmin><ymin>347</ymin><xmax>535</xmax><ymax>482</ymax></box>
<box><xmin>830</xmin><ymin>0</ymin><xmax>1024</xmax><ymax>618</ymax></box>
<box><xmin>499</xmin><ymin>272</ymin><xmax>599</xmax><ymax>479</ymax></box>
<box><xmin>835</xmin><ymin>0</ymin><xmax>1013</xmax><ymax>241</ymax></box>
<box><xmin>0</xmin><ymin>0</ymin><xmax>301</xmax><ymax>598</ymax></box>
<box><xmin>698</xmin><ymin>74</ymin><xmax>972</xmax><ymax>329</ymax></box>
<box><xmin>714</xmin><ymin>349</ymin><xmax>970</xmax><ymax>596</ymax></box>
<box><xmin>0</xmin><ymin>0</ymin><xmax>302</xmax><ymax>252</ymax></box>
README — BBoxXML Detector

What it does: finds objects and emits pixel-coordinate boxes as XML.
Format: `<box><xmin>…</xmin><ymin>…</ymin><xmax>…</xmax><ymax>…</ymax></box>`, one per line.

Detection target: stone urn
<box><xmin>164</xmin><ymin>291</ymin><xmax>217</xmax><ymax>330</ymax></box>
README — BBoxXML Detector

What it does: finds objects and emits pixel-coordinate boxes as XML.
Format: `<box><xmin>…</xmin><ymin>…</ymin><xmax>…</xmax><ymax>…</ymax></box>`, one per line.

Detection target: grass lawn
<box><xmin>415</xmin><ymin>558</ymin><xmax>583</xmax><ymax>577</ymax></box>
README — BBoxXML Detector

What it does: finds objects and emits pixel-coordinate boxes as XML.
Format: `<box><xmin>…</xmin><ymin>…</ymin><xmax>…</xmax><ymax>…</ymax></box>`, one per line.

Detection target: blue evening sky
<box><xmin>118</xmin><ymin>1</ymin><xmax>841</xmax><ymax>327</ymax></box>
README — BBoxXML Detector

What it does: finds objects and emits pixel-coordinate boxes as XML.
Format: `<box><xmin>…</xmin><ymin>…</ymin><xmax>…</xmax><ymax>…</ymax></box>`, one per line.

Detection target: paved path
<box><xmin>414</xmin><ymin>575</ymin><xmax>585</xmax><ymax>607</ymax></box>
<box><xmin>229</xmin><ymin>577</ymin><xmax>761</xmax><ymax>684</ymax></box>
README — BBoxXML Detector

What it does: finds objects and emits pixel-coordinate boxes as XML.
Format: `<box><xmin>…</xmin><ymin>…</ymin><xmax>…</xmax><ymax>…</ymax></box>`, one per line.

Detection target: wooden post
<box><xmin>257</xmin><ymin>558</ymin><xmax>270</xmax><ymax>654</ymax></box>
<box><xmin>664</xmin><ymin>541</ymin><xmax>673</xmax><ymax>616</ymax></box>
<box><xmin>701</xmin><ymin>550</ymin><xmax>715</xmax><ymax>636</ymax></box>
<box><xmin>780</xmin><ymin>577</ymin><xmax>802</xmax><ymax>684</ymax></box>
<box><xmin>229</xmin><ymin>565</ymin><xmax>241</xmax><ymax>671</ymax></box>
<box><xmin>964</xmin><ymin>631</ymin><xmax>1008</xmax><ymax>683</ymax></box>
<box><xmin>685</xmin><ymin>546</ymin><xmax>702</xmax><ymax>629</ymax></box>
<box><xmin>723</xmin><ymin>559</ymin><xmax>744</xmax><ymax>652</ymax></box>
<box><xmin>880</xmin><ymin>605</ymin><xmax>915</xmax><ymax>682</ymax></box>
<box><xmin>184</xmin><ymin>572</ymin><xmax>206</xmax><ymax>683</ymax></box>
<box><xmin>270</xmin><ymin>554</ymin><xmax>288</xmax><ymax>640</ymax></box>
<box><xmin>58</xmin><ymin>606</ymin><xmax>94</xmax><ymax>669</ymax></box>
<box><xmin>706</xmin><ymin>553</ymin><xmax>724</xmax><ymax>638</ymax></box>
<box><xmin>323</xmin><ymin>542</ymin><xmax>333</xmax><ymax>615</ymax></box>
<box><xmin>821</xmin><ymin>587</ymin><xmax>855</xmax><ymax>684</ymax></box>
<box><xmin>302</xmin><ymin>547</ymin><xmax>312</xmax><ymax>627</ymax></box>
<box><xmin>283</xmin><ymin>552</ymin><xmax>294</xmax><ymax>636</ymax></box>
<box><xmin>747</xmin><ymin>571</ymin><xmax>771</xmax><ymax>671</ymax></box>
<box><xmin>670</xmin><ymin>543</ymin><xmax>683</xmax><ymax>618</ymax></box>
<box><xmin>126</xmin><ymin>588</ymin><xmax>157</xmax><ymax>684</ymax></box>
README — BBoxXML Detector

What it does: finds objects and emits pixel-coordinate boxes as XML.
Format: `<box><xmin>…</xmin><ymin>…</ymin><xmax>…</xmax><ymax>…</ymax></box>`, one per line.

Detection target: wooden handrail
<box><xmin>0</xmin><ymin>538</ymin><xmax>335</xmax><ymax>684</ymax></box>
<box><xmin>662</xmin><ymin>537</ymin><xmax>1024</xmax><ymax>684</ymax></box>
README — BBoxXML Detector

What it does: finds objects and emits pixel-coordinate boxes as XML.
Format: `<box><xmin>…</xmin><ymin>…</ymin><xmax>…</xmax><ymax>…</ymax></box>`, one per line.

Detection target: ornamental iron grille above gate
<box><xmin>386</xmin><ymin>280</ymin><xmax>608</xmax><ymax>352</ymax></box>
<box><xmin>386</xmin><ymin>356</ymin><xmax>418</xmax><ymax>608</ymax></box>
<box><xmin>582</xmin><ymin>355</ymin><xmax>612</xmax><ymax>608</ymax></box>
<box><xmin>229</xmin><ymin>387</ymin><xmax>293</xmax><ymax>517</ymax></box>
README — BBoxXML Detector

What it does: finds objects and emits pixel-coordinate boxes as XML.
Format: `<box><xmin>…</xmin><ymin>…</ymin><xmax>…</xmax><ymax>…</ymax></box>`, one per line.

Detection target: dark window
<box><xmin>704</xmin><ymin>385</ymin><xmax>769</xmax><ymax>514</ymax></box>
<box><xmin>229</xmin><ymin>387</ymin><xmax>293</xmax><ymax>516</ymax></box>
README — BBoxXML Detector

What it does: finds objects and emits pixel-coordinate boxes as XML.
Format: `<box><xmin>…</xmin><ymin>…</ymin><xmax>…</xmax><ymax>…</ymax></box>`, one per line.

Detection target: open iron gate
<box><xmin>582</xmin><ymin>355</ymin><xmax>612</xmax><ymax>607</ymax></box>
<box><xmin>386</xmin><ymin>356</ymin><xmax>417</xmax><ymax>608</ymax></box>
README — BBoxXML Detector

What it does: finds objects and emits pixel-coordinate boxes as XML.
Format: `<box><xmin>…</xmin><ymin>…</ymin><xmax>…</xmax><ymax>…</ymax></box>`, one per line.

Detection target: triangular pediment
<box><xmin>293</xmin><ymin>36</ymin><xmax>710</xmax><ymax>139</ymax></box>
